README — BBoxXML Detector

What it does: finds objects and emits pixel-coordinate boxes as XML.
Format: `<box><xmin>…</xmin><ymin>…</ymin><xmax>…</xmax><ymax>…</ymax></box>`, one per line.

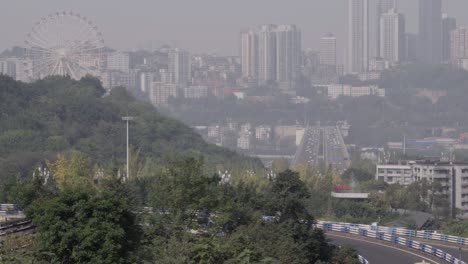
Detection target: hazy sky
<box><xmin>1</xmin><ymin>0</ymin><xmax>467</xmax><ymax>57</ymax></box>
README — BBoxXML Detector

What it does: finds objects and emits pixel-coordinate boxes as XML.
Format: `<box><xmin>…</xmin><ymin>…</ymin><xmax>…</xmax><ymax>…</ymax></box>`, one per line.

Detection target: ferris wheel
<box><xmin>25</xmin><ymin>11</ymin><xmax>105</xmax><ymax>80</ymax></box>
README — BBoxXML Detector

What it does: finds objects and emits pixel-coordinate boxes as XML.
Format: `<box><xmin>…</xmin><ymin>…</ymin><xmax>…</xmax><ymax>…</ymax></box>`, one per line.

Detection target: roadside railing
<box><xmin>358</xmin><ymin>254</ymin><xmax>369</xmax><ymax>264</ymax></box>
<box><xmin>317</xmin><ymin>222</ymin><xmax>466</xmax><ymax>264</ymax></box>
<box><xmin>318</xmin><ymin>220</ymin><xmax>468</xmax><ymax>246</ymax></box>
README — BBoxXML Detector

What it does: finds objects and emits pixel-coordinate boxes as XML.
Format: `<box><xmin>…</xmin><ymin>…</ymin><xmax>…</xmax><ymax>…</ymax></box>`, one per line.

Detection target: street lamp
<box><xmin>122</xmin><ymin>116</ymin><xmax>134</xmax><ymax>181</ymax></box>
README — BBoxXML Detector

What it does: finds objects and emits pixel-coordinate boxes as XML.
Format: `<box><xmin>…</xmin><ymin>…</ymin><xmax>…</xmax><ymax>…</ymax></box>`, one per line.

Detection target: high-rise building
<box><xmin>442</xmin><ymin>14</ymin><xmax>457</xmax><ymax>63</ymax></box>
<box><xmin>419</xmin><ymin>0</ymin><xmax>442</xmax><ymax>64</ymax></box>
<box><xmin>258</xmin><ymin>25</ymin><xmax>277</xmax><ymax>83</ymax></box>
<box><xmin>106</xmin><ymin>52</ymin><xmax>130</xmax><ymax>73</ymax></box>
<box><xmin>450</xmin><ymin>28</ymin><xmax>468</xmax><ymax>64</ymax></box>
<box><xmin>348</xmin><ymin>0</ymin><xmax>369</xmax><ymax>74</ymax></box>
<box><xmin>168</xmin><ymin>48</ymin><xmax>191</xmax><ymax>86</ymax></box>
<box><xmin>405</xmin><ymin>33</ymin><xmax>419</xmax><ymax>62</ymax></box>
<box><xmin>240</xmin><ymin>29</ymin><xmax>258</xmax><ymax>79</ymax></box>
<box><xmin>149</xmin><ymin>82</ymin><xmax>178</xmax><ymax>106</ymax></box>
<box><xmin>0</xmin><ymin>59</ymin><xmax>16</xmax><ymax>79</ymax></box>
<box><xmin>376</xmin><ymin>0</ymin><xmax>396</xmax><ymax>58</ymax></box>
<box><xmin>320</xmin><ymin>33</ymin><xmax>337</xmax><ymax>66</ymax></box>
<box><xmin>275</xmin><ymin>24</ymin><xmax>302</xmax><ymax>90</ymax></box>
<box><xmin>379</xmin><ymin>9</ymin><xmax>405</xmax><ymax>64</ymax></box>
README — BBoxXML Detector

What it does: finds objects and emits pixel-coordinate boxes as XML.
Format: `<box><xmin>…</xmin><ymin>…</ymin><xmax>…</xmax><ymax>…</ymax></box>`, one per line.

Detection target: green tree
<box><xmin>28</xmin><ymin>187</ymin><xmax>141</xmax><ymax>264</ymax></box>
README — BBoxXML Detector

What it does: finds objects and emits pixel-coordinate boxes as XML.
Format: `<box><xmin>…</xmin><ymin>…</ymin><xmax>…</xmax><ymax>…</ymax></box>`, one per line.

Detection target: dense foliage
<box><xmin>0</xmin><ymin>76</ymin><xmax>359</xmax><ymax>263</ymax></box>
<box><xmin>0</xmin><ymin>75</ymin><xmax>262</xmax><ymax>200</ymax></box>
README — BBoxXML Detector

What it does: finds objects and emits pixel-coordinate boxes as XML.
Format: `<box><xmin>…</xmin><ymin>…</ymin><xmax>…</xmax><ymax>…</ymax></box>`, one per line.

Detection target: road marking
<box><xmin>327</xmin><ymin>233</ymin><xmax>442</xmax><ymax>264</ymax></box>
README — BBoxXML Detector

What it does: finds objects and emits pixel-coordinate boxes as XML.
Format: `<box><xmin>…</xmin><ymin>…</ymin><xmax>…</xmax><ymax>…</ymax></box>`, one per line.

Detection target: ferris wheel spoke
<box><xmin>26</xmin><ymin>11</ymin><xmax>105</xmax><ymax>80</ymax></box>
<box><xmin>34</xmin><ymin>58</ymin><xmax>57</xmax><ymax>77</ymax></box>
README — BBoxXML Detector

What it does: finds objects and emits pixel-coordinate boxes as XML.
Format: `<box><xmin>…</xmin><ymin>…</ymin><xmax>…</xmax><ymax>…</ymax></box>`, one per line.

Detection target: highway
<box><xmin>294</xmin><ymin>126</ymin><xmax>350</xmax><ymax>173</ymax></box>
<box><xmin>327</xmin><ymin>232</ymin><xmax>443</xmax><ymax>264</ymax></box>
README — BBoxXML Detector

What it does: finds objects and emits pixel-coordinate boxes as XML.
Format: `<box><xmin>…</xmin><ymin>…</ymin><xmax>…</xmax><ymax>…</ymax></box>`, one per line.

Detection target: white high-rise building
<box><xmin>379</xmin><ymin>9</ymin><xmax>405</xmax><ymax>64</ymax></box>
<box><xmin>106</xmin><ymin>52</ymin><xmax>130</xmax><ymax>73</ymax></box>
<box><xmin>450</xmin><ymin>28</ymin><xmax>468</xmax><ymax>64</ymax></box>
<box><xmin>419</xmin><ymin>0</ymin><xmax>442</xmax><ymax>64</ymax></box>
<box><xmin>275</xmin><ymin>24</ymin><xmax>302</xmax><ymax>89</ymax></box>
<box><xmin>376</xmin><ymin>0</ymin><xmax>396</xmax><ymax>58</ymax></box>
<box><xmin>348</xmin><ymin>0</ymin><xmax>369</xmax><ymax>74</ymax></box>
<box><xmin>240</xmin><ymin>29</ymin><xmax>258</xmax><ymax>79</ymax></box>
<box><xmin>258</xmin><ymin>24</ymin><xmax>277</xmax><ymax>83</ymax></box>
<box><xmin>320</xmin><ymin>33</ymin><xmax>337</xmax><ymax>66</ymax></box>
<box><xmin>0</xmin><ymin>59</ymin><xmax>16</xmax><ymax>79</ymax></box>
<box><xmin>17</xmin><ymin>59</ymin><xmax>33</xmax><ymax>82</ymax></box>
<box><xmin>168</xmin><ymin>48</ymin><xmax>191</xmax><ymax>86</ymax></box>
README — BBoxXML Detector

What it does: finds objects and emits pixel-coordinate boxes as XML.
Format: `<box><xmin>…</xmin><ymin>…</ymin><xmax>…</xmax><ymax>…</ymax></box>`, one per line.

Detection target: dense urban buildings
<box><xmin>418</xmin><ymin>0</ymin><xmax>442</xmax><ymax>64</ymax></box>
<box><xmin>348</xmin><ymin>0</ymin><xmax>369</xmax><ymax>74</ymax></box>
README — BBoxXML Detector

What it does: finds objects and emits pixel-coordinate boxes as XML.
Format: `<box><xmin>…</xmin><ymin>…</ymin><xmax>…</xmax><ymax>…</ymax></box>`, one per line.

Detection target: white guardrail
<box><xmin>319</xmin><ymin>220</ymin><xmax>468</xmax><ymax>246</ymax></box>
<box><xmin>317</xmin><ymin>221</ymin><xmax>466</xmax><ymax>264</ymax></box>
<box><xmin>358</xmin><ymin>255</ymin><xmax>370</xmax><ymax>264</ymax></box>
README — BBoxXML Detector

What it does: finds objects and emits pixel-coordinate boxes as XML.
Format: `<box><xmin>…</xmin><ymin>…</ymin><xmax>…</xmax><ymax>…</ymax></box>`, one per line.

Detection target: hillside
<box><xmin>0</xmin><ymin>75</ymin><xmax>262</xmax><ymax>198</ymax></box>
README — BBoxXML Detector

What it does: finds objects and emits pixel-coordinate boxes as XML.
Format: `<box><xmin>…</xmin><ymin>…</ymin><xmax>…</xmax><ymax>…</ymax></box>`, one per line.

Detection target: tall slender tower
<box><xmin>419</xmin><ymin>0</ymin><xmax>442</xmax><ymax>64</ymax></box>
<box><xmin>348</xmin><ymin>0</ymin><xmax>369</xmax><ymax>74</ymax></box>
<box><xmin>240</xmin><ymin>29</ymin><xmax>258</xmax><ymax>79</ymax></box>
<box><xmin>376</xmin><ymin>0</ymin><xmax>396</xmax><ymax>58</ymax></box>
<box><xmin>275</xmin><ymin>24</ymin><xmax>302</xmax><ymax>90</ymax></box>
<box><xmin>442</xmin><ymin>14</ymin><xmax>457</xmax><ymax>63</ymax></box>
<box><xmin>258</xmin><ymin>25</ymin><xmax>277</xmax><ymax>83</ymax></box>
<box><xmin>380</xmin><ymin>9</ymin><xmax>405</xmax><ymax>64</ymax></box>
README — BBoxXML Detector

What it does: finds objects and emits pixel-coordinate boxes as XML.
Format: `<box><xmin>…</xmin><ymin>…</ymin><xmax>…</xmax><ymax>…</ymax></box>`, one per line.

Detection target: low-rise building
<box><xmin>327</xmin><ymin>84</ymin><xmax>385</xmax><ymax>99</ymax></box>
<box><xmin>377</xmin><ymin>160</ymin><xmax>468</xmax><ymax>218</ymax></box>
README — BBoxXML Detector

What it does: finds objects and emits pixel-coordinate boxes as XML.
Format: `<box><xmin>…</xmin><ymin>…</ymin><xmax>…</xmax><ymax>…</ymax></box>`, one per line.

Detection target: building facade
<box><xmin>379</xmin><ymin>9</ymin><xmax>405</xmax><ymax>64</ymax></box>
<box><xmin>376</xmin><ymin>0</ymin><xmax>396</xmax><ymax>59</ymax></box>
<box><xmin>258</xmin><ymin>25</ymin><xmax>277</xmax><ymax>84</ymax></box>
<box><xmin>106</xmin><ymin>52</ymin><xmax>130</xmax><ymax>73</ymax></box>
<box><xmin>240</xmin><ymin>29</ymin><xmax>258</xmax><ymax>79</ymax></box>
<box><xmin>275</xmin><ymin>25</ymin><xmax>302</xmax><ymax>91</ymax></box>
<box><xmin>168</xmin><ymin>48</ymin><xmax>191</xmax><ymax>86</ymax></box>
<box><xmin>418</xmin><ymin>0</ymin><xmax>442</xmax><ymax>64</ymax></box>
<box><xmin>442</xmin><ymin>14</ymin><xmax>457</xmax><ymax>63</ymax></box>
<box><xmin>348</xmin><ymin>0</ymin><xmax>369</xmax><ymax>74</ymax></box>
<box><xmin>320</xmin><ymin>33</ymin><xmax>337</xmax><ymax>66</ymax></box>
<box><xmin>149</xmin><ymin>82</ymin><xmax>178</xmax><ymax>106</ymax></box>
<box><xmin>450</xmin><ymin>28</ymin><xmax>468</xmax><ymax>65</ymax></box>
<box><xmin>377</xmin><ymin>160</ymin><xmax>468</xmax><ymax>218</ymax></box>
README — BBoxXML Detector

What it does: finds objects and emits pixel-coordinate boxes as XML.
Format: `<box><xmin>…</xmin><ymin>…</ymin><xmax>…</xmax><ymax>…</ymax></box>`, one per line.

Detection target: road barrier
<box><xmin>317</xmin><ymin>222</ymin><xmax>466</xmax><ymax>264</ymax></box>
<box><xmin>358</xmin><ymin>255</ymin><xmax>369</xmax><ymax>264</ymax></box>
<box><xmin>318</xmin><ymin>220</ymin><xmax>468</xmax><ymax>247</ymax></box>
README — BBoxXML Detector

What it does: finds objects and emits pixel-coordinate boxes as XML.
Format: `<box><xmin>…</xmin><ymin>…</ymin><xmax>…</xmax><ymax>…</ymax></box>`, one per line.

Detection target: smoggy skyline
<box><xmin>1</xmin><ymin>0</ymin><xmax>468</xmax><ymax>56</ymax></box>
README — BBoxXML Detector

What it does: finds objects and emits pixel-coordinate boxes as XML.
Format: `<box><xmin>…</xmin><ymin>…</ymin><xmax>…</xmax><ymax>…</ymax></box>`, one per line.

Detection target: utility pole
<box><xmin>122</xmin><ymin>116</ymin><xmax>134</xmax><ymax>181</ymax></box>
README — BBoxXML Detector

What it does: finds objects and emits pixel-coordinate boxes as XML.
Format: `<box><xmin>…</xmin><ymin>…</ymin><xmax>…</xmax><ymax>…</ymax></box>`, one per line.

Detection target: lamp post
<box><xmin>122</xmin><ymin>116</ymin><xmax>134</xmax><ymax>181</ymax></box>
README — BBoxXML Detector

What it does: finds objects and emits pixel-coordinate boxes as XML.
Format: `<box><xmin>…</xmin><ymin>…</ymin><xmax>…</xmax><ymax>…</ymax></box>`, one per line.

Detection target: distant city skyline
<box><xmin>1</xmin><ymin>0</ymin><xmax>468</xmax><ymax>60</ymax></box>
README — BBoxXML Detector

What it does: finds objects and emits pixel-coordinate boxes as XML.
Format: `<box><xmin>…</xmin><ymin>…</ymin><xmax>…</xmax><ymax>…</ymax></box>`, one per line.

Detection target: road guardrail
<box><xmin>317</xmin><ymin>222</ymin><xmax>466</xmax><ymax>264</ymax></box>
